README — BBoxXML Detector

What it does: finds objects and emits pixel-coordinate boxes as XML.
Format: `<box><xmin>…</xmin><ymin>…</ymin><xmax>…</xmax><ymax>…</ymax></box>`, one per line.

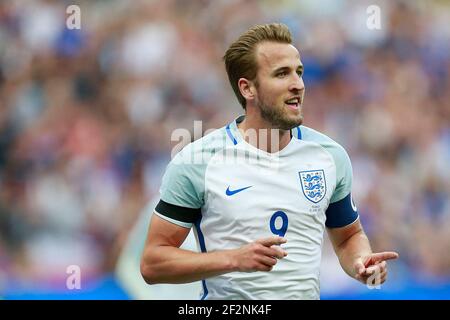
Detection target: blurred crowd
<box><xmin>0</xmin><ymin>0</ymin><xmax>449</xmax><ymax>293</ymax></box>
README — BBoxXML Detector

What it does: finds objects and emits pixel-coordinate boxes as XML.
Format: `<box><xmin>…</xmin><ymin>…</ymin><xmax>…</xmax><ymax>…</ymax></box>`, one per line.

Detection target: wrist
<box><xmin>222</xmin><ymin>249</ymin><xmax>239</xmax><ymax>272</ymax></box>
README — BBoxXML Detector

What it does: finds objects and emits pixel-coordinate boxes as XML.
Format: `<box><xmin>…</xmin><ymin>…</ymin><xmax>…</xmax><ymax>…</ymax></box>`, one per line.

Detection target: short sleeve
<box><xmin>329</xmin><ymin>144</ymin><xmax>353</xmax><ymax>203</ymax></box>
<box><xmin>326</xmin><ymin>145</ymin><xmax>358</xmax><ymax>228</ymax></box>
<box><xmin>156</xmin><ymin>148</ymin><xmax>206</xmax><ymax>227</ymax></box>
<box><xmin>159</xmin><ymin>150</ymin><xmax>205</xmax><ymax>209</ymax></box>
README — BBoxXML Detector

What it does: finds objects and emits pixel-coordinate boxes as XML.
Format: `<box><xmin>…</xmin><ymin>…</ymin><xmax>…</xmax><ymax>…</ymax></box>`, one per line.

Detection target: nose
<box><xmin>289</xmin><ymin>73</ymin><xmax>304</xmax><ymax>93</ymax></box>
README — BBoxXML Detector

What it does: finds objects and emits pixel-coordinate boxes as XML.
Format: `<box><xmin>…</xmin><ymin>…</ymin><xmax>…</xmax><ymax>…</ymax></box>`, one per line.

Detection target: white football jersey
<box><xmin>155</xmin><ymin>115</ymin><xmax>358</xmax><ymax>300</ymax></box>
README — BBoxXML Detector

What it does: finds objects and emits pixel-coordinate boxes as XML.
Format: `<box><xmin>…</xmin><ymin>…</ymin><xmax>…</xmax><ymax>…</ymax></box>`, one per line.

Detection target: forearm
<box><xmin>335</xmin><ymin>230</ymin><xmax>372</xmax><ymax>278</ymax></box>
<box><xmin>140</xmin><ymin>246</ymin><xmax>236</xmax><ymax>284</ymax></box>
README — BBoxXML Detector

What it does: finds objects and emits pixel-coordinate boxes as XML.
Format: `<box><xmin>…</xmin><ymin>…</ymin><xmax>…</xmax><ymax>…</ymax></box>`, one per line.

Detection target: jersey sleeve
<box><xmin>155</xmin><ymin>148</ymin><xmax>205</xmax><ymax>228</ymax></box>
<box><xmin>325</xmin><ymin>143</ymin><xmax>359</xmax><ymax>228</ymax></box>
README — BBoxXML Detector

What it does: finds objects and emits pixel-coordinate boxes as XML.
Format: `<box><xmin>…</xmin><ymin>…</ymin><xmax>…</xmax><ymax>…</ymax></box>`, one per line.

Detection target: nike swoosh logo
<box><xmin>226</xmin><ymin>185</ymin><xmax>252</xmax><ymax>196</ymax></box>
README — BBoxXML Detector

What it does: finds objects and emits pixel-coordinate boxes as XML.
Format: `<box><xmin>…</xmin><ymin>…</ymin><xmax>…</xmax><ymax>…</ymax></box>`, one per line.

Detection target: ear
<box><xmin>238</xmin><ymin>78</ymin><xmax>256</xmax><ymax>101</ymax></box>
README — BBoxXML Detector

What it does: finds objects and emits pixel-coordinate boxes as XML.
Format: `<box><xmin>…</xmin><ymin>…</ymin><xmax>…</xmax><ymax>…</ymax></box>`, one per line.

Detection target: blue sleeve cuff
<box><xmin>325</xmin><ymin>193</ymin><xmax>359</xmax><ymax>228</ymax></box>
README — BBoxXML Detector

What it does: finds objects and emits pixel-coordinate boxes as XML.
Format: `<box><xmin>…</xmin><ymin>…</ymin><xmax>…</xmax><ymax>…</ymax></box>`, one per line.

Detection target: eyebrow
<box><xmin>272</xmin><ymin>64</ymin><xmax>304</xmax><ymax>75</ymax></box>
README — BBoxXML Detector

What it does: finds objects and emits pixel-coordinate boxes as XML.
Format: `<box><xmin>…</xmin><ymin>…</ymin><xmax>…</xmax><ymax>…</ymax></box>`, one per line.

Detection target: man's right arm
<box><xmin>140</xmin><ymin>213</ymin><xmax>287</xmax><ymax>284</ymax></box>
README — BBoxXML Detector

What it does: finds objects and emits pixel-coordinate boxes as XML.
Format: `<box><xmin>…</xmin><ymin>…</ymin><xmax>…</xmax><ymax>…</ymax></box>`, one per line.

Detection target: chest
<box><xmin>202</xmin><ymin>146</ymin><xmax>336</xmax><ymax>237</ymax></box>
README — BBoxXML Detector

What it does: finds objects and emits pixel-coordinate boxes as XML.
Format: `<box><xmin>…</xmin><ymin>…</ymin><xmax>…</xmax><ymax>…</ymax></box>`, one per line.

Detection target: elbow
<box><xmin>140</xmin><ymin>256</ymin><xmax>160</xmax><ymax>285</ymax></box>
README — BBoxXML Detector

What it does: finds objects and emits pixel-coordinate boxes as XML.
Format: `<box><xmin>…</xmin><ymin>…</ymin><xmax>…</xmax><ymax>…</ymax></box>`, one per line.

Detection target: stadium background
<box><xmin>0</xmin><ymin>0</ymin><xmax>449</xmax><ymax>299</ymax></box>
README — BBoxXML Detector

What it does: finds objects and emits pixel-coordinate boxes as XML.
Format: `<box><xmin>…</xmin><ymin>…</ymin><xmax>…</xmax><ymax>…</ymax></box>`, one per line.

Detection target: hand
<box><xmin>353</xmin><ymin>251</ymin><xmax>399</xmax><ymax>286</ymax></box>
<box><xmin>230</xmin><ymin>236</ymin><xmax>288</xmax><ymax>272</ymax></box>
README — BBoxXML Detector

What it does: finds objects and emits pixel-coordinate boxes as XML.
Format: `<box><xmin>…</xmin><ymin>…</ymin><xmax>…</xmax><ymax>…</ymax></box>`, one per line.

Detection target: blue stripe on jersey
<box><xmin>325</xmin><ymin>193</ymin><xmax>358</xmax><ymax>228</ymax></box>
<box><xmin>226</xmin><ymin>124</ymin><xmax>238</xmax><ymax>145</ymax></box>
<box><xmin>200</xmin><ymin>279</ymin><xmax>208</xmax><ymax>300</ymax></box>
<box><xmin>194</xmin><ymin>217</ymin><xmax>208</xmax><ymax>300</ymax></box>
<box><xmin>296</xmin><ymin>126</ymin><xmax>302</xmax><ymax>140</ymax></box>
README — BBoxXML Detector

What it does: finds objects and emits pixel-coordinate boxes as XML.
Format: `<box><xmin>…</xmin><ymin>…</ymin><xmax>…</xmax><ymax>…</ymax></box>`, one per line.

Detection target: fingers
<box><xmin>379</xmin><ymin>270</ymin><xmax>387</xmax><ymax>283</ymax></box>
<box><xmin>356</xmin><ymin>261</ymin><xmax>388</xmax><ymax>285</ymax></box>
<box><xmin>257</xmin><ymin>263</ymin><xmax>274</xmax><ymax>272</ymax></box>
<box><xmin>354</xmin><ymin>260</ymin><xmax>366</xmax><ymax>275</ymax></box>
<box><xmin>252</xmin><ymin>254</ymin><xmax>280</xmax><ymax>272</ymax></box>
<box><xmin>256</xmin><ymin>244</ymin><xmax>287</xmax><ymax>259</ymax></box>
<box><xmin>363</xmin><ymin>260</ymin><xmax>386</xmax><ymax>276</ymax></box>
<box><xmin>256</xmin><ymin>236</ymin><xmax>287</xmax><ymax>247</ymax></box>
<box><xmin>365</xmin><ymin>251</ymin><xmax>399</xmax><ymax>266</ymax></box>
<box><xmin>238</xmin><ymin>238</ymin><xmax>288</xmax><ymax>272</ymax></box>
<box><xmin>244</xmin><ymin>237</ymin><xmax>288</xmax><ymax>272</ymax></box>
<box><xmin>270</xmin><ymin>245</ymin><xmax>288</xmax><ymax>258</ymax></box>
<box><xmin>258</xmin><ymin>255</ymin><xmax>278</xmax><ymax>268</ymax></box>
<box><xmin>356</xmin><ymin>273</ymin><xmax>386</xmax><ymax>285</ymax></box>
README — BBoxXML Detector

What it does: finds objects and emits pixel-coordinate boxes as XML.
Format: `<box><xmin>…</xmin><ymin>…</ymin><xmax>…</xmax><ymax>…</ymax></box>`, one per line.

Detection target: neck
<box><xmin>237</xmin><ymin>110</ymin><xmax>292</xmax><ymax>153</ymax></box>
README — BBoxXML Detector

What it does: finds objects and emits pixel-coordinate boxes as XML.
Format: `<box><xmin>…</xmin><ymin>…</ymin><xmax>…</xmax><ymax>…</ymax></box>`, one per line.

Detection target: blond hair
<box><xmin>223</xmin><ymin>23</ymin><xmax>292</xmax><ymax>109</ymax></box>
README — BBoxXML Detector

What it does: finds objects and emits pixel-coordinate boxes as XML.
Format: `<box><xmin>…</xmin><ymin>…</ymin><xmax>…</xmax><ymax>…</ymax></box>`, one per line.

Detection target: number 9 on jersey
<box><xmin>270</xmin><ymin>211</ymin><xmax>288</xmax><ymax>237</ymax></box>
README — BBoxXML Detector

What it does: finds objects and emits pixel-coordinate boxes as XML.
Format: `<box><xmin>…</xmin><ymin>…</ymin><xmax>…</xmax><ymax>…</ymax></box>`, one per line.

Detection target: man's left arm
<box><xmin>327</xmin><ymin>219</ymin><xmax>398</xmax><ymax>285</ymax></box>
<box><xmin>324</xmin><ymin>142</ymin><xmax>398</xmax><ymax>285</ymax></box>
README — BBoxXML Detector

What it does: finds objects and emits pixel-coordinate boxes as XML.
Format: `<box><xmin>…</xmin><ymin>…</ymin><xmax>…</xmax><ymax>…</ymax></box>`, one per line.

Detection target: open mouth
<box><xmin>284</xmin><ymin>97</ymin><xmax>301</xmax><ymax>110</ymax></box>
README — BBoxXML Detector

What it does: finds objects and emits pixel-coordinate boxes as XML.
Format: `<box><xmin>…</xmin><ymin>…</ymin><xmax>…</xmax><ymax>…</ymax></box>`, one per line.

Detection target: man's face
<box><xmin>253</xmin><ymin>41</ymin><xmax>305</xmax><ymax>130</ymax></box>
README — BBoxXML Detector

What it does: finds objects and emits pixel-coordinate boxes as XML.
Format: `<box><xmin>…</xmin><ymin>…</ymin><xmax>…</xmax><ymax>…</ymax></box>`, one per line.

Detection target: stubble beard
<box><xmin>257</xmin><ymin>97</ymin><xmax>303</xmax><ymax>131</ymax></box>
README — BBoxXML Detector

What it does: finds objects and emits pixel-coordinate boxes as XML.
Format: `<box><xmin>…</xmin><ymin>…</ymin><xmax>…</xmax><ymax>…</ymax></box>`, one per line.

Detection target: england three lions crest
<box><xmin>299</xmin><ymin>170</ymin><xmax>327</xmax><ymax>203</ymax></box>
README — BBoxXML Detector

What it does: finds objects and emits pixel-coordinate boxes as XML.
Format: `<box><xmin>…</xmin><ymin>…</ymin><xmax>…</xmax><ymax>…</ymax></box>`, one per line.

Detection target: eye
<box><xmin>297</xmin><ymin>70</ymin><xmax>304</xmax><ymax>77</ymax></box>
<box><xmin>276</xmin><ymin>71</ymin><xmax>287</xmax><ymax>78</ymax></box>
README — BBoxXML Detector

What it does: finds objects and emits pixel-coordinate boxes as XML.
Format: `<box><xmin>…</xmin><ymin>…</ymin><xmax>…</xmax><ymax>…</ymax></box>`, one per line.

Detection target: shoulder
<box><xmin>172</xmin><ymin>126</ymin><xmax>230</xmax><ymax>166</ymax></box>
<box><xmin>298</xmin><ymin>125</ymin><xmax>351</xmax><ymax>166</ymax></box>
<box><xmin>159</xmin><ymin>125</ymin><xmax>231</xmax><ymax>209</ymax></box>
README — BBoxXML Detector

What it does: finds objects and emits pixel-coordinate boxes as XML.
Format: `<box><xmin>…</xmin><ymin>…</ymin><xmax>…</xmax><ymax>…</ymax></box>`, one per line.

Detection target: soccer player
<box><xmin>140</xmin><ymin>23</ymin><xmax>398</xmax><ymax>299</ymax></box>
